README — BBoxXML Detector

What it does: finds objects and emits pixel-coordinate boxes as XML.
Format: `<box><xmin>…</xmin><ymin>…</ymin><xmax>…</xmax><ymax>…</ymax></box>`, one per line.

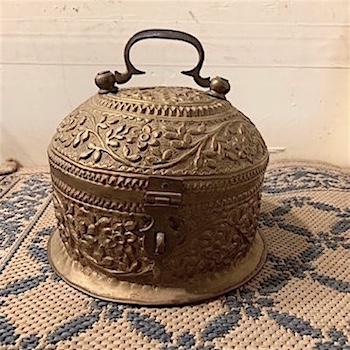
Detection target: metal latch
<box><xmin>142</xmin><ymin>176</ymin><xmax>183</xmax><ymax>260</ymax></box>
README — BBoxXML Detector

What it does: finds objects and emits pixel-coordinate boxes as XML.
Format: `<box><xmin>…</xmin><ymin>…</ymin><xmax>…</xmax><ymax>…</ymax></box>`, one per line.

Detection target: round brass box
<box><xmin>47</xmin><ymin>29</ymin><xmax>269</xmax><ymax>305</ymax></box>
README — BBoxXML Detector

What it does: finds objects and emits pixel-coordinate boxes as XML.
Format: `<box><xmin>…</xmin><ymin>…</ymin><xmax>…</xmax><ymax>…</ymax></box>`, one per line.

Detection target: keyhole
<box><xmin>154</xmin><ymin>232</ymin><xmax>166</xmax><ymax>255</ymax></box>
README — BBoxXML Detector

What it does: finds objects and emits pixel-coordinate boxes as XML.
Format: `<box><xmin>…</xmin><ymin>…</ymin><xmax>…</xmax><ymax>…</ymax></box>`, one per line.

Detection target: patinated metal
<box><xmin>47</xmin><ymin>29</ymin><xmax>269</xmax><ymax>305</ymax></box>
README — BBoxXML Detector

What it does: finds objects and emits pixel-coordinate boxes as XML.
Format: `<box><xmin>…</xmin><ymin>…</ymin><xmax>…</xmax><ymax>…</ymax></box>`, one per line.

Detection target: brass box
<box><xmin>47</xmin><ymin>29</ymin><xmax>269</xmax><ymax>305</ymax></box>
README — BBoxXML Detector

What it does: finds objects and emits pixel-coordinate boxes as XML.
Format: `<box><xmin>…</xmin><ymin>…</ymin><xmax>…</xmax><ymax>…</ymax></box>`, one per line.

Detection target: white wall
<box><xmin>1</xmin><ymin>0</ymin><xmax>349</xmax><ymax>166</ymax></box>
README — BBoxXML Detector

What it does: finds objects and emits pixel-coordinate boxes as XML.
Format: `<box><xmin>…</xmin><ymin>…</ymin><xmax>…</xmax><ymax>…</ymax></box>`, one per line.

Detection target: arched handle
<box><xmin>95</xmin><ymin>29</ymin><xmax>230</xmax><ymax>99</ymax></box>
<box><xmin>114</xmin><ymin>29</ymin><xmax>210</xmax><ymax>88</ymax></box>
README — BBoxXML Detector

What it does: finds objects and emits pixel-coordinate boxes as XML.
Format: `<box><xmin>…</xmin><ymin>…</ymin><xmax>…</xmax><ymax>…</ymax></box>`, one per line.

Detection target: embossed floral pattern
<box><xmin>55</xmin><ymin>109</ymin><xmax>87</xmax><ymax>148</ymax></box>
<box><xmin>52</xmin><ymin>185</ymin><xmax>262</xmax><ymax>285</ymax></box>
<box><xmin>53</xmin><ymin>192</ymin><xmax>153</xmax><ymax>275</ymax></box>
<box><xmin>109</xmin><ymin>86</ymin><xmax>216</xmax><ymax>104</ymax></box>
<box><xmin>50</xmin><ymin>87</ymin><xmax>268</xmax><ymax>175</ymax></box>
<box><xmin>162</xmin><ymin>194</ymin><xmax>261</xmax><ymax>282</ymax></box>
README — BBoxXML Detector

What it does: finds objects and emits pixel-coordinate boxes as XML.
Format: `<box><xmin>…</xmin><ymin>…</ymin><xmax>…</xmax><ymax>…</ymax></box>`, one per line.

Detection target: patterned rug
<box><xmin>1</xmin><ymin>161</ymin><xmax>349</xmax><ymax>350</ymax></box>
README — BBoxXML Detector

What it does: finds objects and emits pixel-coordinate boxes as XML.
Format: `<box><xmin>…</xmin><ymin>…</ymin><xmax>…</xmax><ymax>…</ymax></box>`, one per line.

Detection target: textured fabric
<box><xmin>0</xmin><ymin>161</ymin><xmax>349</xmax><ymax>350</ymax></box>
<box><xmin>0</xmin><ymin>159</ymin><xmax>20</xmax><ymax>176</ymax></box>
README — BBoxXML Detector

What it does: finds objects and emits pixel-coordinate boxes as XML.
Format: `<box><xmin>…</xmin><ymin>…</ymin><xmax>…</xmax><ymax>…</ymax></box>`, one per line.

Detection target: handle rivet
<box><xmin>161</xmin><ymin>182</ymin><xmax>169</xmax><ymax>189</ymax></box>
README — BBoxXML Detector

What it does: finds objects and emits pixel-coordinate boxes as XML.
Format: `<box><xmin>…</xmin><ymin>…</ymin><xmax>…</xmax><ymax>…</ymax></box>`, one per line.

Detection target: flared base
<box><xmin>47</xmin><ymin>229</ymin><xmax>266</xmax><ymax>306</ymax></box>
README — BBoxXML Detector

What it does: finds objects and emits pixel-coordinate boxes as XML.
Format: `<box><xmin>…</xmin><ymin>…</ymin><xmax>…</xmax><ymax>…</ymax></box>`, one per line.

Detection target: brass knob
<box><xmin>95</xmin><ymin>70</ymin><xmax>118</xmax><ymax>94</ymax></box>
<box><xmin>208</xmin><ymin>77</ymin><xmax>231</xmax><ymax>100</ymax></box>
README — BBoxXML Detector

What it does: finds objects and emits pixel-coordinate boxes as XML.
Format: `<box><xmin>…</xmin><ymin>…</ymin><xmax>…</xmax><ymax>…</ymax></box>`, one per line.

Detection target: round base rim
<box><xmin>47</xmin><ymin>229</ymin><xmax>267</xmax><ymax>306</ymax></box>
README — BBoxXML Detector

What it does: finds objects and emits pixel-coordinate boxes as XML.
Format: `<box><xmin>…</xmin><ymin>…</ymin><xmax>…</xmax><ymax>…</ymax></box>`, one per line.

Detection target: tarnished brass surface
<box><xmin>48</xmin><ymin>228</ymin><xmax>266</xmax><ymax>305</ymax></box>
<box><xmin>47</xmin><ymin>29</ymin><xmax>269</xmax><ymax>305</ymax></box>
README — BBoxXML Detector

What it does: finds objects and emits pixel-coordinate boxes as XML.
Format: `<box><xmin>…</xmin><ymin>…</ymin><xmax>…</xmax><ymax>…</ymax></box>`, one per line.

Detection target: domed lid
<box><xmin>48</xmin><ymin>29</ymin><xmax>268</xmax><ymax>177</ymax></box>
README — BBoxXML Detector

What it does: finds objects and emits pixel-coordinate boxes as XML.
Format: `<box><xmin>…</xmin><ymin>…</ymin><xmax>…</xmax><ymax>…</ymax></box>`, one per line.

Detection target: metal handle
<box><xmin>95</xmin><ymin>29</ymin><xmax>230</xmax><ymax>99</ymax></box>
<box><xmin>114</xmin><ymin>29</ymin><xmax>210</xmax><ymax>88</ymax></box>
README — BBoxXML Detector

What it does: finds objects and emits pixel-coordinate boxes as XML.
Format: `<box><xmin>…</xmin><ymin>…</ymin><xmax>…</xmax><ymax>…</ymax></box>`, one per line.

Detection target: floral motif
<box><xmin>158</xmin><ymin>193</ymin><xmax>262</xmax><ymax>283</ymax></box>
<box><xmin>106</xmin><ymin>86</ymin><xmax>217</xmax><ymax>105</ymax></box>
<box><xmin>52</xmin><ymin>186</ymin><xmax>262</xmax><ymax>285</ymax></box>
<box><xmin>53</xmin><ymin>192</ymin><xmax>153</xmax><ymax>275</ymax></box>
<box><xmin>55</xmin><ymin>109</ymin><xmax>87</xmax><ymax>148</ymax></box>
<box><xmin>130</xmin><ymin>124</ymin><xmax>162</xmax><ymax>151</ymax></box>
<box><xmin>53</xmin><ymin>110</ymin><xmax>266</xmax><ymax>173</ymax></box>
<box><xmin>53</xmin><ymin>193</ymin><xmax>75</xmax><ymax>250</ymax></box>
<box><xmin>50</xmin><ymin>87</ymin><xmax>268</xmax><ymax>175</ymax></box>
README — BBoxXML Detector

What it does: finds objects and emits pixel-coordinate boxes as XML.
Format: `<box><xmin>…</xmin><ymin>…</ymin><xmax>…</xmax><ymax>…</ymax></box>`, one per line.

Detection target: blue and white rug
<box><xmin>1</xmin><ymin>161</ymin><xmax>349</xmax><ymax>349</ymax></box>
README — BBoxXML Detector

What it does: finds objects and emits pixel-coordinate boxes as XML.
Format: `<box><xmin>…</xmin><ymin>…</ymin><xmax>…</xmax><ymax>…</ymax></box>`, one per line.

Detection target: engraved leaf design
<box><xmin>123</xmin><ymin>145</ymin><xmax>131</xmax><ymax>157</ymax></box>
<box><xmin>108</xmin><ymin>140</ymin><xmax>120</xmax><ymax>147</ymax></box>
<box><xmin>183</xmin><ymin>133</ymin><xmax>192</xmax><ymax>144</ymax></box>
<box><xmin>211</xmin><ymin>138</ymin><xmax>219</xmax><ymax>151</ymax></box>
<box><xmin>152</xmin><ymin>148</ymin><xmax>162</xmax><ymax>157</ymax></box>
<box><xmin>222</xmin><ymin>143</ymin><xmax>231</xmax><ymax>151</ymax></box>
<box><xmin>55</xmin><ymin>103</ymin><xmax>266</xmax><ymax>172</ymax></box>
<box><xmin>152</xmin><ymin>130</ymin><xmax>162</xmax><ymax>138</ymax></box>
<box><xmin>142</xmin><ymin>124</ymin><xmax>152</xmax><ymax>134</ymax></box>
<box><xmin>202</xmin><ymin>150</ymin><xmax>217</xmax><ymax>158</ymax></box>
<box><xmin>100</xmin><ymin>114</ymin><xmax>107</xmax><ymax>123</ymax></box>
<box><xmin>120</xmin><ymin>126</ymin><xmax>132</xmax><ymax>135</ymax></box>
<box><xmin>73</xmin><ymin>132</ymin><xmax>82</xmax><ymax>148</ymax></box>
<box><xmin>138</xmin><ymin>141</ymin><xmax>148</xmax><ymax>151</ymax></box>
<box><xmin>226</xmin><ymin>152</ymin><xmax>238</xmax><ymax>161</ymax></box>
<box><xmin>145</xmin><ymin>156</ymin><xmax>159</xmax><ymax>165</ymax></box>
<box><xmin>78</xmin><ymin>115</ymin><xmax>87</xmax><ymax>125</ymax></box>
<box><xmin>178</xmin><ymin>125</ymin><xmax>186</xmax><ymax>136</ymax></box>
<box><xmin>127</xmin><ymin>154</ymin><xmax>142</xmax><ymax>163</ymax></box>
<box><xmin>97</xmin><ymin>217</ymin><xmax>112</xmax><ymax>226</ymax></box>
<box><xmin>108</xmin><ymin>116</ymin><xmax>120</xmax><ymax>124</ymax></box>
<box><xmin>97</xmin><ymin>123</ymin><xmax>108</xmax><ymax>129</ymax></box>
<box><xmin>79</xmin><ymin>149</ymin><xmax>94</xmax><ymax>159</ymax></box>
<box><xmin>198</xmin><ymin>124</ymin><xmax>206</xmax><ymax>133</ymax></box>
<box><xmin>194</xmin><ymin>155</ymin><xmax>204</xmax><ymax>169</ymax></box>
<box><xmin>81</xmin><ymin>130</ymin><xmax>90</xmax><ymax>142</ymax></box>
<box><xmin>164</xmin><ymin>132</ymin><xmax>179</xmax><ymax>140</ymax></box>
<box><xmin>206</xmin><ymin>159</ymin><xmax>217</xmax><ymax>169</ymax></box>
<box><xmin>93</xmin><ymin>150</ymin><xmax>102</xmax><ymax>163</ymax></box>
<box><xmin>115</xmin><ymin>125</ymin><xmax>126</xmax><ymax>134</ymax></box>
<box><xmin>171</xmin><ymin>140</ymin><xmax>188</xmax><ymax>149</ymax></box>
<box><xmin>164</xmin><ymin>125</ymin><xmax>176</xmax><ymax>132</ymax></box>
<box><xmin>189</xmin><ymin>129</ymin><xmax>202</xmax><ymax>135</ymax></box>
<box><xmin>102</xmin><ymin>256</ymin><xmax>114</xmax><ymax>266</ymax></box>
<box><xmin>162</xmin><ymin>149</ymin><xmax>173</xmax><ymax>161</ymax></box>
<box><xmin>149</xmin><ymin>139</ymin><xmax>160</xmax><ymax>147</ymax></box>
<box><xmin>188</xmin><ymin>124</ymin><xmax>206</xmax><ymax>135</ymax></box>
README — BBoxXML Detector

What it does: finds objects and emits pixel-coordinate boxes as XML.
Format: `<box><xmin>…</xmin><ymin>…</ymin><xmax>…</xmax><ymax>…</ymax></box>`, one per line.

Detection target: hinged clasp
<box><xmin>142</xmin><ymin>176</ymin><xmax>183</xmax><ymax>260</ymax></box>
<box><xmin>144</xmin><ymin>177</ymin><xmax>182</xmax><ymax>207</ymax></box>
